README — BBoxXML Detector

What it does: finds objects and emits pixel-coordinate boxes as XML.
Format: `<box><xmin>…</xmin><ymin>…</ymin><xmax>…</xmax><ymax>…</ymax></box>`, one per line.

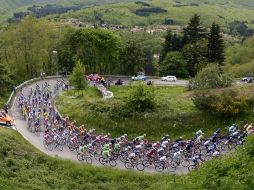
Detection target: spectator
<box><xmin>4</xmin><ymin>104</ymin><xmax>8</xmax><ymax>114</ymax></box>
<box><xmin>12</xmin><ymin>85</ymin><xmax>16</xmax><ymax>94</ymax></box>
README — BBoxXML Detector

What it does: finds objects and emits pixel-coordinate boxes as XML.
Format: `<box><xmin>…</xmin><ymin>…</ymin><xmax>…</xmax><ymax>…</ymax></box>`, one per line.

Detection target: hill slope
<box><xmin>57</xmin><ymin>0</ymin><xmax>254</xmax><ymax>31</ymax></box>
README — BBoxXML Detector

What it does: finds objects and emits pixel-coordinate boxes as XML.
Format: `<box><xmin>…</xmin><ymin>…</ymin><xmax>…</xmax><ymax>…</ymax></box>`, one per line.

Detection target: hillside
<box><xmin>1</xmin><ymin>0</ymin><xmax>254</xmax><ymax>33</ymax></box>
<box><xmin>57</xmin><ymin>0</ymin><xmax>254</xmax><ymax>32</ymax></box>
<box><xmin>0</xmin><ymin>127</ymin><xmax>254</xmax><ymax>189</ymax></box>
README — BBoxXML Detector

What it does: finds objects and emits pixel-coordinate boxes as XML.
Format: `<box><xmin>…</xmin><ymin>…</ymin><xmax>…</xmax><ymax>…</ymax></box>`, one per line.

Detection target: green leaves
<box><xmin>69</xmin><ymin>60</ymin><xmax>87</xmax><ymax>92</ymax></box>
<box><xmin>127</xmin><ymin>83</ymin><xmax>155</xmax><ymax>112</ymax></box>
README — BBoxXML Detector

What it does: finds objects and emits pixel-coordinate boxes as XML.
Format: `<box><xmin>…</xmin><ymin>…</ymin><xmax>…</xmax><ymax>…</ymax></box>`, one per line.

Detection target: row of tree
<box><xmin>159</xmin><ymin>14</ymin><xmax>224</xmax><ymax>77</ymax></box>
<box><xmin>0</xmin><ymin>14</ymin><xmax>225</xmax><ymax>94</ymax></box>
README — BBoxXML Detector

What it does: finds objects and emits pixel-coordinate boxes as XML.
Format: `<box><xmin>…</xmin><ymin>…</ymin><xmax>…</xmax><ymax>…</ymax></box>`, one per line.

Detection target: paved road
<box><xmin>109</xmin><ymin>78</ymin><xmax>188</xmax><ymax>86</ymax></box>
<box><xmin>9</xmin><ymin>78</ymin><xmax>189</xmax><ymax>175</ymax></box>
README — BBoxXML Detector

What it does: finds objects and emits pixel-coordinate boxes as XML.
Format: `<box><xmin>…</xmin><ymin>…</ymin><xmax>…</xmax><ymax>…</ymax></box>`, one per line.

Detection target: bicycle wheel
<box><xmin>181</xmin><ymin>159</ymin><xmax>190</xmax><ymax>167</ymax></box>
<box><xmin>170</xmin><ymin>160</ymin><xmax>179</xmax><ymax>168</ymax></box>
<box><xmin>136</xmin><ymin>162</ymin><xmax>145</xmax><ymax>171</ymax></box>
<box><xmin>48</xmin><ymin>143</ymin><xmax>54</xmax><ymax>151</ymax></box>
<box><xmin>99</xmin><ymin>157</ymin><xmax>107</xmax><ymax>165</ymax></box>
<box><xmin>155</xmin><ymin>163</ymin><xmax>164</xmax><ymax>172</ymax></box>
<box><xmin>142</xmin><ymin>159</ymin><xmax>150</xmax><ymax>168</ymax></box>
<box><xmin>77</xmin><ymin>153</ymin><xmax>84</xmax><ymax>161</ymax></box>
<box><xmin>188</xmin><ymin>165</ymin><xmax>197</xmax><ymax>172</ymax></box>
<box><xmin>109</xmin><ymin>159</ymin><xmax>117</xmax><ymax>167</ymax></box>
<box><xmin>119</xmin><ymin>153</ymin><xmax>127</xmax><ymax>163</ymax></box>
<box><xmin>168</xmin><ymin>164</ymin><xmax>176</xmax><ymax>173</ymax></box>
<box><xmin>85</xmin><ymin>156</ymin><xmax>92</xmax><ymax>164</ymax></box>
<box><xmin>57</xmin><ymin>144</ymin><xmax>63</xmax><ymax>151</ymax></box>
<box><xmin>124</xmin><ymin>161</ymin><xmax>134</xmax><ymax>170</ymax></box>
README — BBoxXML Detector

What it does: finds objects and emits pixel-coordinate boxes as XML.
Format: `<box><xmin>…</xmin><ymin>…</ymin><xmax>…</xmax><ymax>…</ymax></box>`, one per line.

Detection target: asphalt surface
<box><xmin>9</xmin><ymin>78</ymin><xmax>189</xmax><ymax>175</ymax></box>
<box><xmin>110</xmin><ymin>78</ymin><xmax>188</xmax><ymax>86</ymax></box>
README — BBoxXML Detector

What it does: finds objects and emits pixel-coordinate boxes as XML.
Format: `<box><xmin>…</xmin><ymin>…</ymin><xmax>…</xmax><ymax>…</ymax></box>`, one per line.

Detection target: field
<box><xmin>59</xmin><ymin>0</ymin><xmax>254</xmax><ymax>30</ymax></box>
<box><xmin>0</xmin><ymin>127</ymin><xmax>254</xmax><ymax>189</ymax></box>
<box><xmin>56</xmin><ymin>84</ymin><xmax>254</xmax><ymax>141</ymax></box>
<box><xmin>1</xmin><ymin>0</ymin><xmax>254</xmax><ymax>31</ymax></box>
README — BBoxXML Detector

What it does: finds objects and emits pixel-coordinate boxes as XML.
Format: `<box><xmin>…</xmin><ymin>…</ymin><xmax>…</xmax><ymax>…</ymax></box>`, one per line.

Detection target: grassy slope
<box><xmin>0</xmin><ymin>128</ymin><xmax>254</xmax><ymax>190</ymax></box>
<box><xmin>59</xmin><ymin>0</ymin><xmax>254</xmax><ymax>30</ymax></box>
<box><xmin>56</xmin><ymin>85</ymin><xmax>254</xmax><ymax>141</ymax></box>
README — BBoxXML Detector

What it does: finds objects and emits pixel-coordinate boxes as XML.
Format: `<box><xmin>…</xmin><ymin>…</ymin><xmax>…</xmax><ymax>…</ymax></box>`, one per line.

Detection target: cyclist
<box><xmin>102</xmin><ymin>143</ymin><xmax>111</xmax><ymax>159</ymax></box>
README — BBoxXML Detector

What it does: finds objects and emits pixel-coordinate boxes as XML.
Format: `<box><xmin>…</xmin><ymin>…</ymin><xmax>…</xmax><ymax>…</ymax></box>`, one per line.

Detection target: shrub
<box><xmin>127</xmin><ymin>83</ymin><xmax>155</xmax><ymax>112</ymax></box>
<box><xmin>87</xmin><ymin>99</ymin><xmax>132</xmax><ymax>120</ymax></box>
<box><xmin>188</xmin><ymin>64</ymin><xmax>233</xmax><ymax>90</ymax></box>
<box><xmin>192</xmin><ymin>89</ymin><xmax>254</xmax><ymax>117</ymax></box>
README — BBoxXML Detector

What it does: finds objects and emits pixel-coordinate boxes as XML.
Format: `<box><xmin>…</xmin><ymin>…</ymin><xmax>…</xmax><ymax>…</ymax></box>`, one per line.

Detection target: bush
<box><xmin>188</xmin><ymin>64</ymin><xmax>233</xmax><ymax>90</ymax></box>
<box><xmin>87</xmin><ymin>99</ymin><xmax>132</xmax><ymax>120</ymax></box>
<box><xmin>127</xmin><ymin>83</ymin><xmax>155</xmax><ymax>112</ymax></box>
<box><xmin>192</xmin><ymin>89</ymin><xmax>254</xmax><ymax>117</ymax></box>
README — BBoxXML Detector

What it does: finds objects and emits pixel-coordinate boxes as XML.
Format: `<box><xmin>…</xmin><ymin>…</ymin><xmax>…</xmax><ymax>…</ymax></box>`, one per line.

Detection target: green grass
<box><xmin>1</xmin><ymin>127</ymin><xmax>254</xmax><ymax>189</ymax></box>
<box><xmin>56</xmin><ymin>85</ymin><xmax>253</xmax><ymax>141</ymax></box>
<box><xmin>58</xmin><ymin>0</ymin><xmax>254</xmax><ymax>30</ymax></box>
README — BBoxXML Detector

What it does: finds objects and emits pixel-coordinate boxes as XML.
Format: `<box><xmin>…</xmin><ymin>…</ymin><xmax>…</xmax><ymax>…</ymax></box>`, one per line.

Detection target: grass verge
<box><xmin>55</xmin><ymin>85</ymin><xmax>254</xmax><ymax>141</ymax></box>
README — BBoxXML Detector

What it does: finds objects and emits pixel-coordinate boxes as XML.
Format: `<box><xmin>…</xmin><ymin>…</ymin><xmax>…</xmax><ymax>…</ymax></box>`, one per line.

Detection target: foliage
<box><xmin>0</xmin><ymin>16</ymin><xmax>65</xmax><ymax>83</ymax></box>
<box><xmin>225</xmin><ymin>36</ymin><xmax>254</xmax><ymax>77</ymax></box>
<box><xmin>63</xmin><ymin>28</ymin><xmax>122</xmax><ymax>74</ymax></box>
<box><xmin>0</xmin><ymin>62</ymin><xmax>13</xmax><ymax>95</ymax></box>
<box><xmin>192</xmin><ymin>89</ymin><xmax>254</xmax><ymax>117</ymax></box>
<box><xmin>69</xmin><ymin>60</ymin><xmax>87</xmax><ymax>92</ymax></box>
<box><xmin>208</xmin><ymin>22</ymin><xmax>225</xmax><ymax>64</ymax></box>
<box><xmin>135</xmin><ymin>7</ymin><xmax>167</xmax><ymax>17</ymax></box>
<box><xmin>160</xmin><ymin>51</ymin><xmax>189</xmax><ymax>77</ymax></box>
<box><xmin>118</xmin><ymin>41</ymin><xmax>146</xmax><ymax>75</ymax></box>
<box><xmin>159</xmin><ymin>30</ymin><xmax>183</xmax><ymax>62</ymax></box>
<box><xmin>188</xmin><ymin>64</ymin><xmax>233</xmax><ymax>90</ymax></box>
<box><xmin>182</xmin><ymin>39</ymin><xmax>209</xmax><ymax>76</ymax></box>
<box><xmin>229</xmin><ymin>20</ymin><xmax>254</xmax><ymax>37</ymax></box>
<box><xmin>127</xmin><ymin>83</ymin><xmax>156</xmax><ymax>112</ymax></box>
<box><xmin>183</xmin><ymin>14</ymin><xmax>207</xmax><ymax>43</ymax></box>
<box><xmin>160</xmin><ymin>16</ymin><xmax>224</xmax><ymax>77</ymax></box>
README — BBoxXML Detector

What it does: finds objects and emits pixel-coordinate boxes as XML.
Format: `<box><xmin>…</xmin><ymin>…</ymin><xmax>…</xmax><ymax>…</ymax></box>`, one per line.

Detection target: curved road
<box><xmin>9</xmin><ymin>78</ymin><xmax>189</xmax><ymax>175</ymax></box>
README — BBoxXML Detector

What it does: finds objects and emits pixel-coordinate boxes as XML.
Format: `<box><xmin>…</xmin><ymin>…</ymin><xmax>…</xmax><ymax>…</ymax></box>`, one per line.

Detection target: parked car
<box><xmin>131</xmin><ymin>72</ymin><xmax>147</xmax><ymax>81</ymax></box>
<box><xmin>86</xmin><ymin>74</ymin><xmax>102</xmax><ymax>82</ymax></box>
<box><xmin>161</xmin><ymin>76</ymin><xmax>177</xmax><ymax>82</ymax></box>
<box><xmin>0</xmin><ymin>111</ymin><xmax>15</xmax><ymax>127</ymax></box>
<box><xmin>242</xmin><ymin>75</ymin><xmax>253</xmax><ymax>83</ymax></box>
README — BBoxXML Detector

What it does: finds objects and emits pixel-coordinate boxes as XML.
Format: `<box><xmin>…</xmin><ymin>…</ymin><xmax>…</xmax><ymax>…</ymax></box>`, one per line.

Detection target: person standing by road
<box><xmin>3</xmin><ymin>104</ymin><xmax>8</xmax><ymax>114</ymax></box>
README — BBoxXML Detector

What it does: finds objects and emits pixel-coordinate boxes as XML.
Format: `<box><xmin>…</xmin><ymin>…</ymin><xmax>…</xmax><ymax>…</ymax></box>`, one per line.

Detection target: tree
<box><xmin>0</xmin><ymin>16</ymin><xmax>64</xmax><ymax>83</ymax></box>
<box><xmin>183</xmin><ymin>14</ymin><xmax>207</xmax><ymax>43</ymax></box>
<box><xmin>159</xmin><ymin>30</ymin><xmax>183</xmax><ymax>62</ymax></box>
<box><xmin>118</xmin><ymin>41</ymin><xmax>146</xmax><ymax>75</ymax></box>
<box><xmin>0</xmin><ymin>62</ymin><xmax>13</xmax><ymax>95</ymax></box>
<box><xmin>182</xmin><ymin>39</ymin><xmax>209</xmax><ymax>76</ymax></box>
<box><xmin>67</xmin><ymin>28</ymin><xmax>122</xmax><ymax>74</ymax></box>
<box><xmin>208</xmin><ymin>22</ymin><xmax>225</xmax><ymax>64</ymax></box>
<box><xmin>160</xmin><ymin>52</ymin><xmax>189</xmax><ymax>77</ymax></box>
<box><xmin>69</xmin><ymin>60</ymin><xmax>87</xmax><ymax>95</ymax></box>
